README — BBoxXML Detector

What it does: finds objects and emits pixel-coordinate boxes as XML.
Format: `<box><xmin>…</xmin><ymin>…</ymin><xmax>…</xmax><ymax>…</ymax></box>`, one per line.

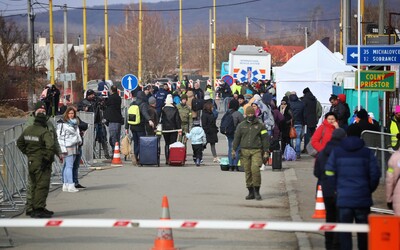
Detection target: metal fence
<box><xmin>0</xmin><ymin>112</ymin><xmax>95</xmax><ymax>213</ymax></box>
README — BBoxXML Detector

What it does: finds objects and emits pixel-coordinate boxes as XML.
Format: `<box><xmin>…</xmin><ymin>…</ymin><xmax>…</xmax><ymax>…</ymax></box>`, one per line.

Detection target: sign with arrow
<box><xmin>121</xmin><ymin>74</ymin><xmax>139</xmax><ymax>91</ymax></box>
<box><xmin>345</xmin><ymin>45</ymin><xmax>400</xmax><ymax>65</ymax></box>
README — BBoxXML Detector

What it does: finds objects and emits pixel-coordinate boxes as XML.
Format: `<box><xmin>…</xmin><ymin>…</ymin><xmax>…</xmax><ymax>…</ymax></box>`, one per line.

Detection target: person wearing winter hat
<box><xmin>313</xmin><ymin>128</ymin><xmax>346</xmax><ymax>250</ymax></box>
<box><xmin>145</xmin><ymin>96</ymin><xmax>158</xmax><ymax>136</ymax></box>
<box><xmin>17</xmin><ymin>109</ymin><xmax>57</xmax><ymax>218</ymax></box>
<box><xmin>22</xmin><ymin>101</ymin><xmax>62</xmax><ymax>217</ymax></box>
<box><xmin>176</xmin><ymin>93</ymin><xmax>192</xmax><ymax>144</ymax></box>
<box><xmin>186</xmin><ymin>119</ymin><xmax>207</xmax><ymax>166</ymax></box>
<box><xmin>225</xmin><ymin>99</ymin><xmax>244</xmax><ymax>171</ymax></box>
<box><xmin>161</xmin><ymin>94</ymin><xmax>182</xmax><ymax>164</ymax></box>
<box><xmin>232</xmin><ymin>106</ymin><xmax>269</xmax><ymax>200</ymax></box>
<box><xmin>279</xmin><ymin>96</ymin><xmax>293</xmax><ymax>152</ymax></box>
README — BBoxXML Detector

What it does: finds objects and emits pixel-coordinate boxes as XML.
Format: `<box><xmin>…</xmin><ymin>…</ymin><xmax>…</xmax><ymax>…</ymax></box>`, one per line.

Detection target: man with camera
<box><xmin>104</xmin><ymin>85</ymin><xmax>123</xmax><ymax>153</ymax></box>
<box><xmin>78</xmin><ymin>89</ymin><xmax>111</xmax><ymax>159</ymax></box>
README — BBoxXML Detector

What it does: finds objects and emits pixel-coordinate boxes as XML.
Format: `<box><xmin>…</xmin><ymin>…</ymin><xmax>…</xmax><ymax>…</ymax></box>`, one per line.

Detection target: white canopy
<box><xmin>274</xmin><ymin>40</ymin><xmax>356</xmax><ymax>105</ymax></box>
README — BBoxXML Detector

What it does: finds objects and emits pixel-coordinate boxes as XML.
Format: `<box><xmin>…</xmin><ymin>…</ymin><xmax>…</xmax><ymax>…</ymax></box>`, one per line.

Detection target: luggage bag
<box><xmin>168</xmin><ymin>142</ymin><xmax>186</xmax><ymax>166</ymax></box>
<box><xmin>139</xmin><ymin>136</ymin><xmax>160</xmax><ymax>167</ymax></box>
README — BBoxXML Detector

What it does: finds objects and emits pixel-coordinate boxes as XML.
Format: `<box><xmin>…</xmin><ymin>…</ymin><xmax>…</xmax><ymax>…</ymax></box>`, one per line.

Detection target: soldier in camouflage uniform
<box><xmin>176</xmin><ymin>94</ymin><xmax>192</xmax><ymax>144</ymax></box>
<box><xmin>23</xmin><ymin>101</ymin><xmax>61</xmax><ymax>216</ymax></box>
<box><xmin>232</xmin><ymin>106</ymin><xmax>269</xmax><ymax>200</ymax></box>
<box><xmin>17</xmin><ymin>112</ymin><xmax>56</xmax><ymax>218</ymax></box>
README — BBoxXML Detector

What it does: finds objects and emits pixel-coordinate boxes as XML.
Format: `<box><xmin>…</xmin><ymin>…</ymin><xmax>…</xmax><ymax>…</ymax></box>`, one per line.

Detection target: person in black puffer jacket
<box><xmin>302</xmin><ymin>87</ymin><xmax>318</xmax><ymax>150</ymax></box>
<box><xmin>161</xmin><ymin>94</ymin><xmax>182</xmax><ymax>164</ymax></box>
<box><xmin>313</xmin><ymin>128</ymin><xmax>346</xmax><ymax>250</ymax></box>
<box><xmin>201</xmin><ymin>101</ymin><xmax>220</xmax><ymax>163</ymax></box>
<box><xmin>289</xmin><ymin>92</ymin><xmax>305</xmax><ymax>159</ymax></box>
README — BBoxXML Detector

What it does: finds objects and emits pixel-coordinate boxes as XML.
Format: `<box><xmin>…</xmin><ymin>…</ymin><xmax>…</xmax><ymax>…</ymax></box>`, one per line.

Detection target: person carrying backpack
<box><xmin>125</xmin><ymin>91</ymin><xmax>154</xmax><ymax>163</ymax></box>
<box><xmin>220</xmin><ymin>99</ymin><xmax>244</xmax><ymax>171</ymax></box>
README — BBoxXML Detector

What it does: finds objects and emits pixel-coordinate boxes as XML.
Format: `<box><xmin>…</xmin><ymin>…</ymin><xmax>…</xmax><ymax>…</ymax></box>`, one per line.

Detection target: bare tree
<box><xmin>110</xmin><ymin>7</ymin><xmax>176</xmax><ymax>83</ymax></box>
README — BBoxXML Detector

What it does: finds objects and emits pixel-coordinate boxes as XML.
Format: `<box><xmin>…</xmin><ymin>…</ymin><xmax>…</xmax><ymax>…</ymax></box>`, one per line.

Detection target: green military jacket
<box><xmin>25</xmin><ymin>112</ymin><xmax>62</xmax><ymax>156</ymax></box>
<box><xmin>232</xmin><ymin>118</ymin><xmax>269</xmax><ymax>151</ymax></box>
<box><xmin>17</xmin><ymin>120</ymin><xmax>55</xmax><ymax>163</ymax></box>
<box><xmin>176</xmin><ymin>103</ymin><xmax>192</xmax><ymax>127</ymax></box>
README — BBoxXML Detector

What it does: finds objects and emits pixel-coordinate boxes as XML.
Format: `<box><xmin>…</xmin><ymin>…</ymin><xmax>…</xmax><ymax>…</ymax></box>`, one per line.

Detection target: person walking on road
<box><xmin>314</xmin><ymin>128</ymin><xmax>346</xmax><ymax>250</ymax></box>
<box><xmin>232</xmin><ymin>106</ymin><xmax>269</xmax><ymax>201</ymax></box>
<box><xmin>161</xmin><ymin>94</ymin><xmax>182</xmax><ymax>164</ymax></box>
<box><xmin>386</xmin><ymin>147</ymin><xmax>400</xmax><ymax>216</ymax></box>
<box><xmin>202</xmin><ymin>101</ymin><xmax>220</xmax><ymax>163</ymax></box>
<box><xmin>302</xmin><ymin>87</ymin><xmax>319</xmax><ymax>151</ymax></box>
<box><xmin>288</xmin><ymin>92</ymin><xmax>305</xmax><ymax>159</ymax></box>
<box><xmin>224</xmin><ymin>99</ymin><xmax>244</xmax><ymax>170</ymax></box>
<box><xmin>17</xmin><ymin>111</ymin><xmax>56</xmax><ymax>218</ymax></box>
<box><xmin>325</xmin><ymin>125</ymin><xmax>381</xmax><ymax>250</ymax></box>
<box><xmin>57</xmin><ymin>107</ymin><xmax>82</xmax><ymax>193</ymax></box>
<box><xmin>186</xmin><ymin>120</ymin><xmax>207</xmax><ymax>166</ymax></box>
<box><xmin>104</xmin><ymin>85</ymin><xmax>123</xmax><ymax>153</ymax></box>
<box><xmin>176</xmin><ymin>94</ymin><xmax>192</xmax><ymax>144</ymax></box>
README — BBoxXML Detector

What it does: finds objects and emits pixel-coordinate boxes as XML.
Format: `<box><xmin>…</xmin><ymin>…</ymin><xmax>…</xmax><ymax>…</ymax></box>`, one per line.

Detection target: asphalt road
<box><xmin>0</xmin><ymin>116</ymin><xmax>389</xmax><ymax>249</ymax></box>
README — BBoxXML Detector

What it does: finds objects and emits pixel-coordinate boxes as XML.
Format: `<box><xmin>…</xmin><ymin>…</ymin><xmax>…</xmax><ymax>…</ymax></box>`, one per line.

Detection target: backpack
<box><xmin>260</xmin><ymin>105</ymin><xmax>275</xmax><ymax>130</ymax></box>
<box><xmin>212</xmin><ymin>100</ymin><xmax>218</xmax><ymax>119</ymax></box>
<box><xmin>192</xmin><ymin>98</ymin><xmax>204</xmax><ymax>112</ymax></box>
<box><xmin>220</xmin><ymin>110</ymin><xmax>235</xmax><ymax>136</ymax></box>
<box><xmin>127</xmin><ymin>104</ymin><xmax>141</xmax><ymax>125</ymax></box>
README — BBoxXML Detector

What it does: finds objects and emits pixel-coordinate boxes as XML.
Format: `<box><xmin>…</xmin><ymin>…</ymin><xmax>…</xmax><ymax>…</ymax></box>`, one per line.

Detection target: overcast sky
<box><xmin>0</xmin><ymin>0</ymin><xmax>170</xmax><ymax>15</ymax></box>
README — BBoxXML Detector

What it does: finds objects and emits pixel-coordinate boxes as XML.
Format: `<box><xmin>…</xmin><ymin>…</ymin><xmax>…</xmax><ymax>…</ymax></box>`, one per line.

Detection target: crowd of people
<box><xmin>16</xmin><ymin>78</ymin><xmax>400</xmax><ymax>250</ymax></box>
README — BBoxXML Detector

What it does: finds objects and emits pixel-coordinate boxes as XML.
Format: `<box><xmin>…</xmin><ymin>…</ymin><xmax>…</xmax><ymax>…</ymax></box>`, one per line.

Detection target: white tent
<box><xmin>274</xmin><ymin>40</ymin><xmax>356</xmax><ymax>105</ymax></box>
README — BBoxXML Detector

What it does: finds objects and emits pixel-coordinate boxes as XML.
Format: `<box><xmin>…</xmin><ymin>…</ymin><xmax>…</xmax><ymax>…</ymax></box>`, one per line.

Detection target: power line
<box><xmin>32</xmin><ymin>0</ymin><xmax>261</xmax><ymax>12</ymax></box>
<box><xmin>249</xmin><ymin>17</ymin><xmax>340</xmax><ymax>23</ymax></box>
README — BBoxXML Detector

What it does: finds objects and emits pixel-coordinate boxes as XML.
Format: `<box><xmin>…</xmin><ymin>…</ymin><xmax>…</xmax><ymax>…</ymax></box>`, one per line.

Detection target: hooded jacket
<box><xmin>386</xmin><ymin>150</ymin><xmax>400</xmax><ymax>215</ymax></box>
<box><xmin>325</xmin><ymin>136</ymin><xmax>381</xmax><ymax>208</ymax></box>
<box><xmin>56</xmin><ymin>119</ymin><xmax>82</xmax><ymax>153</ymax></box>
<box><xmin>186</xmin><ymin>126</ymin><xmax>207</xmax><ymax>145</ymax></box>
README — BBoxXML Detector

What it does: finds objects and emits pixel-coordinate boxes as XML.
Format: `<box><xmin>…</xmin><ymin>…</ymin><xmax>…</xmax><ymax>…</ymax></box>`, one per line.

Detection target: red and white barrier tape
<box><xmin>0</xmin><ymin>219</ymin><xmax>369</xmax><ymax>232</ymax></box>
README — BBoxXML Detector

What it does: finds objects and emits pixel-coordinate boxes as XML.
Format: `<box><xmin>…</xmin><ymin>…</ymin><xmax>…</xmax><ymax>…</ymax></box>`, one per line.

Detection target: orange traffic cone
<box><xmin>111</xmin><ymin>142</ymin><xmax>123</xmax><ymax>166</ymax></box>
<box><xmin>312</xmin><ymin>185</ymin><xmax>326</xmax><ymax>219</ymax></box>
<box><xmin>152</xmin><ymin>196</ymin><xmax>176</xmax><ymax>250</ymax></box>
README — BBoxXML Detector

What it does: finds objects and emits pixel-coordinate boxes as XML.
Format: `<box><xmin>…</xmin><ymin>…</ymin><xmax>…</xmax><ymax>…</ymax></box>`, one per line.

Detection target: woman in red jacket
<box><xmin>311</xmin><ymin>112</ymin><xmax>339</xmax><ymax>153</ymax></box>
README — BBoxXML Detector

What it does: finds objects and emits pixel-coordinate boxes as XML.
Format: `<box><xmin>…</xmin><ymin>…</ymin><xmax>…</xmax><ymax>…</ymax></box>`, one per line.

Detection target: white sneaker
<box><xmin>62</xmin><ymin>184</ymin><xmax>68</xmax><ymax>192</ymax></box>
<box><xmin>260</xmin><ymin>164</ymin><xmax>267</xmax><ymax>171</ymax></box>
<box><xmin>67</xmin><ymin>184</ymin><xmax>79</xmax><ymax>193</ymax></box>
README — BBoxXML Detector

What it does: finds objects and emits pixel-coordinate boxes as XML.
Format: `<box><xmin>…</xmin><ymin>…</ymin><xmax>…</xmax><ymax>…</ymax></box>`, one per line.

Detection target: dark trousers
<box><xmin>131</xmin><ymin>130</ymin><xmax>146</xmax><ymax>159</ymax></box>
<box><xmin>338</xmin><ymin>207</ymin><xmax>370</xmax><ymax>250</ymax></box>
<box><xmin>324</xmin><ymin>196</ymin><xmax>340</xmax><ymax>250</ymax></box>
<box><xmin>304</xmin><ymin>126</ymin><xmax>316</xmax><ymax>150</ymax></box>
<box><xmin>163</xmin><ymin>132</ymin><xmax>178</xmax><ymax>161</ymax></box>
<box><xmin>192</xmin><ymin>144</ymin><xmax>203</xmax><ymax>161</ymax></box>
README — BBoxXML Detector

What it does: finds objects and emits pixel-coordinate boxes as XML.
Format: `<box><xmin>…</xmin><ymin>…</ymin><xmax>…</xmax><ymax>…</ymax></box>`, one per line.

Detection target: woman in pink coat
<box><xmin>386</xmin><ymin>150</ymin><xmax>400</xmax><ymax>215</ymax></box>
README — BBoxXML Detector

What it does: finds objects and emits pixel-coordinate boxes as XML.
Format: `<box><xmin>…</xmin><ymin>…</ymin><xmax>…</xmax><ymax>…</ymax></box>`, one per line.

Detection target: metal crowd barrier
<box><xmin>361</xmin><ymin>129</ymin><xmax>395</xmax><ymax>180</ymax></box>
<box><xmin>0</xmin><ymin>112</ymin><xmax>95</xmax><ymax>213</ymax></box>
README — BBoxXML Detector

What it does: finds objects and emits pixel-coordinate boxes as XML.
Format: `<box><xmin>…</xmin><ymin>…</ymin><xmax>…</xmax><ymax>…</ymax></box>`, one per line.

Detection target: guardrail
<box><xmin>0</xmin><ymin>112</ymin><xmax>95</xmax><ymax>214</ymax></box>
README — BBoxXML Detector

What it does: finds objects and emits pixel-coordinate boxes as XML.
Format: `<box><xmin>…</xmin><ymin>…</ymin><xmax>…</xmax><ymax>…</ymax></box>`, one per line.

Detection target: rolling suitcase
<box><xmin>139</xmin><ymin>136</ymin><xmax>160</xmax><ymax>167</ymax></box>
<box><xmin>168</xmin><ymin>142</ymin><xmax>186</xmax><ymax>166</ymax></box>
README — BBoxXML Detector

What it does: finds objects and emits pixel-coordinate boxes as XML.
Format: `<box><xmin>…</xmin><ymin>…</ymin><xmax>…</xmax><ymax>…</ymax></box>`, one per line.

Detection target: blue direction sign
<box><xmin>121</xmin><ymin>74</ymin><xmax>139</xmax><ymax>91</ymax></box>
<box><xmin>345</xmin><ymin>45</ymin><xmax>400</xmax><ymax>65</ymax></box>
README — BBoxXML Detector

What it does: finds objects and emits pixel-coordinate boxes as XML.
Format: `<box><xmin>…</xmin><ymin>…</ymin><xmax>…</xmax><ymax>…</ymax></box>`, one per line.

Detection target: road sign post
<box><xmin>121</xmin><ymin>74</ymin><xmax>139</xmax><ymax>91</ymax></box>
<box><xmin>355</xmin><ymin>70</ymin><xmax>396</xmax><ymax>91</ymax></box>
<box><xmin>345</xmin><ymin>45</ymin><xmax>400</xmax><ymax>65</ymax></box>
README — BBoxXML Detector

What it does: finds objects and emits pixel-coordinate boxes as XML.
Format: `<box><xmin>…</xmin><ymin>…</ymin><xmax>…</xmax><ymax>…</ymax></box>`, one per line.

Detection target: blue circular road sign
<box><xmin>121</xmin><ymin>74</ymin><xmax>139</xmax><ymax>91</ymax></box>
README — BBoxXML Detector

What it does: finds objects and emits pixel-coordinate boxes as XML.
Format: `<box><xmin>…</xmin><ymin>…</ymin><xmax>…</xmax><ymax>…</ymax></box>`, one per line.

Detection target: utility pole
<box><xmin>245</xmin><ymin>16</ymin><xmax>248</xmax><ymax>40</ymax></box>
<box><xmin>213</xmin><ymin>0</ymin><xmax>217</xmax><ymax>84</ymax></box>
<box><xmin>83</xmin><ymin>0</ymin><xmax>88</xmax><ymax>90</ymax></box>
<box><xmin>378</xmin><ymin>0</ymin><xmax>384</xmax><ymax>35</ymax></box>
<box><xmin>179</xmin><ymin>0</ymin><xmax>183</xmax><ymax>81</ymax></box>
<box><xmin>138</xmin><ymin>0</ymin><xmax>142</xmax><ymax>84</ymax></box>
<box><xmin>209</xmin><ymin>9</ymin><xmax>213</xmax><ymax>86</ymax></box>
<box><xmin>63</xmin><ymin>4</ymin><xmax>68</xmax><ymax>105</ymax></box>
<box><xmin>104</xmin><ymin>0</ymin><xmax>109</xmax><ymax>81</ymax></box>
<box><xmin>49</xmin><ymin>0</ymin><xmax>55</xmax><ymax>85</ymax></box>
<box><xmin>27</xmin><ymin>0</ymin><xmax>34</xmax><ymax>109</ymax></box>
